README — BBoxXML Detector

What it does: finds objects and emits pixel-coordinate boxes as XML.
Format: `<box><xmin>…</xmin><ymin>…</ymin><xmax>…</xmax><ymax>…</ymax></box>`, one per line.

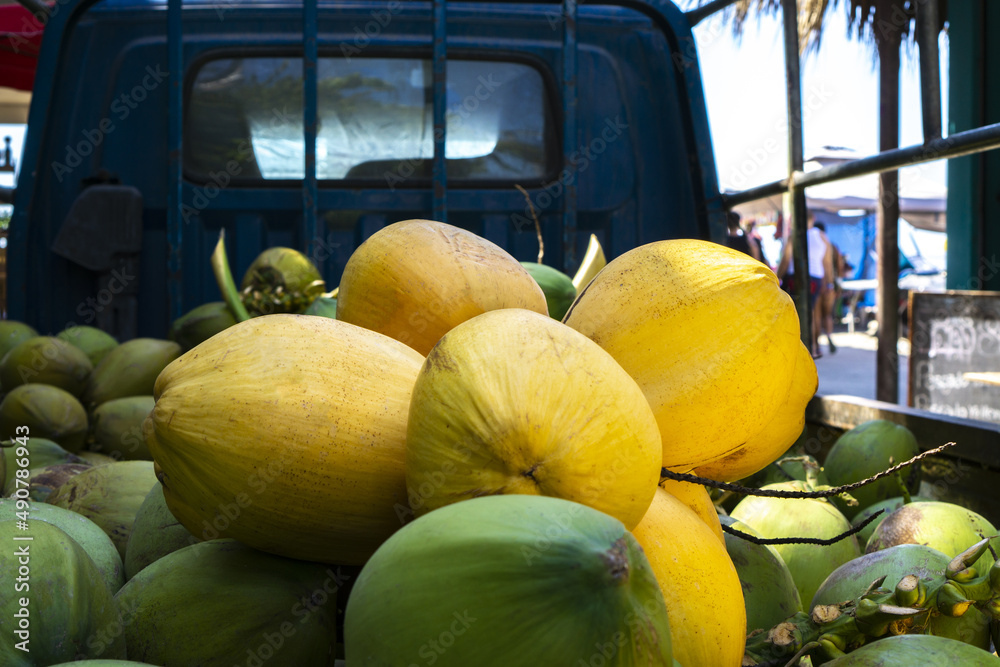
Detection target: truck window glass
<box><xmin>186</xmin><ymin>56</ymin><xmax>552</xmax><ymax>183</ymax></box>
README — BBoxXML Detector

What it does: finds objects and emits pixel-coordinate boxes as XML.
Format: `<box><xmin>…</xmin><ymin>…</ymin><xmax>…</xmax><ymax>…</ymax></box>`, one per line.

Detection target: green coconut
<box><xmin>48</xmin><ymin>662</ymin><xmax>159</xmax><ymax>666</ymax></box>
<box><xmin>77</xmin><ymin>451</ymin><xmax>118</xmax><ymax>467</ymax></box>
<box><xmin>521</xmin><ymin>262</ymin><xmax>577</xmax><ymax>320</ymax></box>
<box><xmin>89</xmin><ymin>396</ymin><xmax>154</xmax><ymax>461</ymax></box>
<box><xmin>851</xmin><ymin>495</ymin><xmax>934</xmax><ymax>547</ymax></box>
<box><xmin>744</xmin><ymin>454</ymin><xmax>830</xmax><ymax>488</ymax></box>
<box><xmin>49</xmin><ymin>663</ymin><xmax>159</xmax><ymax>666</ymax></box>
<box><xmin>168</xmin><ymin>301</ymin><xmax>237</xmax><ymax>352</ymax></box>
<box><xmin>46</xmin><ymin>460</ymin><xmax>158</xmax><ymax>559</ymax></box>
<box><xmin>303</xmin><ymin>295</ymin><xmax>338</xmax><ymax>318</ymax></box>
<box><xmin>0</xmin><ymin>335</ymin><xmax>93</xmax><ymax>397</ymax></box>
<box><xmin>720</xmin><ymin>515</ymin><xmax>801</xmax><ymax>633</ymax></box>
<box><xmin>84</xmin><ymin>338</ymin><xmax>181</xmax><ymax>410</ymax></box>
<box><xmin>240</xmin><ymin>247</ymin><xmax>325</xmax><ymax>316</ymax></box>
<box><xmin>823</xmin><ymin>420</ymin><xmax>921</xmax><ymax>519</ymax></box>
<box><xmin>0</xmin><ymin>384</ymin><xmax>89</xmax><ymax>452</ymax></box>
<box><xmin>0</xmin><ymin>519</ymin><xmax>127</xmax><ymax>665</ymax></box>
<box><xmin>821</xmin><ymin>634</ymin><xmax>1000</xmax><ymax>666</ymax></box>
<box><xmin>345</xmin><ymin>494</ymin><xmax>673</xmax><ymax>666</ymax></box>
<box><xmin>811</xmin><ymin>543</ymin><xmax>991</xmax><ymax>649</ymax></box>
<box><xmin>25</xmin><ymin>462</ymin><xmax>93</xmax><ymax>502</ymax></box>
<box><xmin>124</xmin><ymin>482</ymin><xmax>201</xmax><ymax>581</ymax></box>
<box><xmin>812</xmin><ymin>544</ymin><xmax>950</xmax><ymax>607</ymax></box>
<box><xmin>866</xmin><ymin>501</ymin><xmax>1000</xmax><ymax>572</ymax></box>
<box><xmin>730</xmin><ymin>481</ymin><xmax>862</xmax><ymax>611</ymax></box>
<box><xmin>114</xmin><ymin>539</ymin><xmax>340</xmax><ymax>666</ymax></box>
<box><xmin>727</xmin><ymin>455</ymin><xmax>832</xmax><ymax>514</ymax></box>
<box><xmin>56</xmin><ymin>326</ymin><xmax>119</xmax><ymax>366</ymax></box>
<box><xmin>0</xmin><ymin>321</ymin><xmax>38</xmax><ymax>362</ymax></box>
<box><xmin>2</xmin><ymin>438</ymin><xmax>89</xmax><ymax>495</ymax></box>
<box><xmin>0</xmin><ymin>498</ymin><xmax>125</xmax><ymax>594</ymax></box>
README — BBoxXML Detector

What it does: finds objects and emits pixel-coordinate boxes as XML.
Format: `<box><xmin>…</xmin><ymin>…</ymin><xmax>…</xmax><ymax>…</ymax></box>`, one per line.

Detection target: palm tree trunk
<box><xmin>875</xmin><ymin>0</ymin><xmax>902</xmax><ymax>403</ymax></box>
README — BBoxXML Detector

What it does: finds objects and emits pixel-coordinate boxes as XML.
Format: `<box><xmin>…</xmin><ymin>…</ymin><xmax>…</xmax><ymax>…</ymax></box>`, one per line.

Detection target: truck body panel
<box><xmin>8</xmin><ymin>0</ymin><xmax>724</xmax><ymax>338</ymax></box>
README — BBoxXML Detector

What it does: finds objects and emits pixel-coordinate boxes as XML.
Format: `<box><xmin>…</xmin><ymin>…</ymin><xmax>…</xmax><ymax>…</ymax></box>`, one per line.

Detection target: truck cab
<box><xmin>6</xmin><ymin>0</ymin><xmax>725</xmax><ymax>338</ymax></box>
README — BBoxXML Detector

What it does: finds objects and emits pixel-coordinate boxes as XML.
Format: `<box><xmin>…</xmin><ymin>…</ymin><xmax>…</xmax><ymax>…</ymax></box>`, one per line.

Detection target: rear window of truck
<box><xmin>185</xmin><ymin>56</ymin><xmax>554</xmax><ymax>185</ymax></box>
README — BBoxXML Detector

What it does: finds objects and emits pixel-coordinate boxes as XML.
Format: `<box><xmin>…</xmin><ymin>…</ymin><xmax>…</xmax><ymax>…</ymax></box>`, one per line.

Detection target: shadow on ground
<box><xmin>813</xmin><ymin>329</ymin><xmax>910</xmax><ymax>403</ymax></box>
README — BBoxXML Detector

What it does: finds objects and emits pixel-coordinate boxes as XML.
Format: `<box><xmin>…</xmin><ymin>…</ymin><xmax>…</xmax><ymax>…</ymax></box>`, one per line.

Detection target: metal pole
<box><xmin>431</xmin><ymin>0</ymin><xmax>448</xmax><ymax>223</ymax></box>
<box><xmin>876</xmin><ymin>0</ymin><xmax>902</xmax><ymax>404</ymax></box>
<box><xmin>685</xmin><ymin>0</ymin><xmax>741</xmax><ymax>28</ymax></box>
<box><xmin>781</xmin><ymin>0</ymin><xmax>811</xmax><ymax>350</ymax></box>
<box><xmin>562</xmin><ymin>0</ymin><xmax>578</xmax><ymax>271</ymax></box>
<box><xmin>915</xmin><ymin>0</ymin><xmax>942</xmax><ymax>142</ymax></box>
<box><xmin>166</xmin><ymin>0</ymin><xmax>183</xmax><ymax>322</ymax></box>
<box><xmin>721</xmin><ymin>121</ymin><xmax>1000</xmax><ymax>208</ymax></box>
<box><xmin>303</xmin><ymin>0</ymin><xmax>318</xmax><ymax>263</ymax></box>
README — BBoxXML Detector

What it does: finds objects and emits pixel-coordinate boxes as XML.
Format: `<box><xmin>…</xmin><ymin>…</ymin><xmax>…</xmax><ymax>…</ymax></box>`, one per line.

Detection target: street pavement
<box><xmin>812</xmin><ymin>329</ymin><xmax>911</xmax><ymax>403</ymax></box>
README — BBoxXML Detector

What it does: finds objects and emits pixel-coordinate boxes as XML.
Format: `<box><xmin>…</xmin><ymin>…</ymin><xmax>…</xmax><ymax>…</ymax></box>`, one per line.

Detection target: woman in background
<box><xmin>812</xmin><ymin>221</ymin><xmax>840</xmax><ymax>355</ymax></box>
<box><xmin>776</xmin><ymin>214</ymin><xmax>835</xmax><ymax>358</ymax></box>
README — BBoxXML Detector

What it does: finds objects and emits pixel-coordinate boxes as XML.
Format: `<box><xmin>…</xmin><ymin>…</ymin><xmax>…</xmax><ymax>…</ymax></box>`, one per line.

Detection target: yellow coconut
<box><xmin>336</xmin><ymin>219</ymin><xmax>548</xmax><ymax>355</ymax></box>
<box><xmin>658</xmin><ymin>477</ymin><xmax>724</xmax><ymax>546</ymax></box>
<box><xmin>405</xmin><ymin>308</ymin><xmax>662</xmax><ymax>531</ymax></box>
<box><xmin>631</xmin><ymin>487</ymin><xmax>747</xmax><ymax>667</ymax></box>
<box><xmin>144</xmin><ymin>314</ymin><xmax>424</xmax><ymax>565</ymax></box>
<box><xmin>694</xmin><ymin>339</ymin><xmax>818</xmax><ymax>482</ymax></box>
<box><xmin>563</xmin><ymin>239</ymin><xmax>804</xmax><ymax>472</ymax></box>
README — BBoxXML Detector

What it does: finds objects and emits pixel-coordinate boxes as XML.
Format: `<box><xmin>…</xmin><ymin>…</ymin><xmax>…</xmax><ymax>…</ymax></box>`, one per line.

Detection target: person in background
<box><xmin>725</xmin><ymin>211</ymin><xmax>761</xmax><ymax>262</ymax></box>
<box><xmin>776</xmin><ymin>213</ymin><xmax>835</xmax><ymax>359</ymax></box>
<box><xmin>835</xmin><ymin>256</ymin><xmax>854</xmax><ymax>321</ymax></box>
<box><xmin>812</xmin><ymin>221</ymin><xmax>839</xmax><ymax>355</ymax></box>
<box><xmin>745</xmin><ymin>219</ymin><xmax>765</xmax><ymax>264</ymax></box>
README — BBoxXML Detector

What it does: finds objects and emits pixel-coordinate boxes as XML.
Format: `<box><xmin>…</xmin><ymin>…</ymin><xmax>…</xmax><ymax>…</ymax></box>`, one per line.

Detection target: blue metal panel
<box><xmin>319</xmin><ymin>224</ymin><xmax>358</xmax><ymax>280</ymax></box>
<box><xmin>7</xmin><ymin>0</ymin><xmax>101</xmax><ymax>331</ymax></box>
<box><xmin>303</xmin><ymin>0</ymin><xmax>319</xmax><ymax>264</ymax></box>
<box><xmin>638</xmin><ymin>0</ymin><xmax>724</xmax><ymax>241</ymax></box>
<box><xmin>432</xmin><ymin>0</ymin><xmax>448</xmax><ymax>223</ymax></box>
<box><xmin>359</xmin><ymin>214</ymin><xmax>389</xmax><ymax>242</ymax></box>
<box><xmin>167</xmin><ymin>0</ymin><xmax>183</xmax><ymax>321</ymax></box>
<box><xmin>481</xmin><ymin>214</ymin><xmax>510</xmax><ymax>250</ymax></box>
<box><xmin>8</xmin><ymin>0</ymin><xmax>726</xmax><ymax>336</ymax></box>
<box><xmin>177</xmin><ymin>185</ymin><xmax>550</xmax><ymax>213</ymax></box>
<box><xmin>234</xmin><ymin>213</ymin><xmax>266</xmax><ymax>284</ymax></box>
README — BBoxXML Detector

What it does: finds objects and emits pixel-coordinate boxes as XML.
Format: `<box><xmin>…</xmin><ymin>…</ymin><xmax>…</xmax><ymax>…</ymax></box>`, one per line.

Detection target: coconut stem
<box><xmin>745</xmin><ymin>540</ymin><xmax>1000</xmax><ymax>665</ymax></box>
<box><xmin>783</xmin><ymin>641</ymin><xmax>821</xmax><ymax>667</ymax></box>
<box><xmin>947</xmin><ymin>537</ymin><xmax>992</xmax><ymax>579</ymax></box>
<box><xmin>211</xmin><ymin>230</ymin><xmax>251</xmax><ymax>323</ymax></box>
<box><xmin>895</xmin><ymin>575</ymin><xmax>925</xmax><ymax>608</ymax></box>
<box><xmin>890</xmin><ymin>457</ymin><xmax>913</xmax><ymax>504</ymax></box>
<box><xmin>662</xmin><ymin>442</ymin><xmax>957</xmax><ymax>501</ymax></box>
<box><xmin>515</xmin><ymin>184</ymin><xmax>544</xmax><ymax>263</ymax></box>
<box><xmin>720</xmin><ymin>510</ymin><xmax>882</xmax><ymax>547</ymax></box>
<box><xmin>744</xmin><ymin>607</ymin><xmax>861</xmax><ymax>666</ymax></box>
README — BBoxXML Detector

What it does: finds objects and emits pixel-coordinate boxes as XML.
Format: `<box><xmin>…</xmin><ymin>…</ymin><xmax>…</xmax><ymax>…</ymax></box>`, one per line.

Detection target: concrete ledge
<box><xmin>807</xmin><ymin>394</ymin><xmax>1000</xmax><ymax>469</ymax></box>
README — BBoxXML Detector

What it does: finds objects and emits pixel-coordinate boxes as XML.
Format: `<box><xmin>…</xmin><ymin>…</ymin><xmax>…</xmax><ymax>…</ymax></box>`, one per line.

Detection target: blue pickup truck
<box><xmin>5</xmin><ymin>0</ymin><xmax>726</xmax><ymax>340</ymax></box>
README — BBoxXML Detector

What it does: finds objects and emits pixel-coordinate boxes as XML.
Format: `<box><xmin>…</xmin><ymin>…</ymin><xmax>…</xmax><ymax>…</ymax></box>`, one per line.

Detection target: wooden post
<box><xmin>875</xmin><ymin>0</ymin><xmax>902</xmax><ymax>403</ymax></box>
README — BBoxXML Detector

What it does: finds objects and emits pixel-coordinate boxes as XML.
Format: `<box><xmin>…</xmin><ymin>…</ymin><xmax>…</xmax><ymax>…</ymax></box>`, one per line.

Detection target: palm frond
<box><xmin>691</xmin><ymin>0</ymin><xmax>946</xmax><ymax>57</ymax></box>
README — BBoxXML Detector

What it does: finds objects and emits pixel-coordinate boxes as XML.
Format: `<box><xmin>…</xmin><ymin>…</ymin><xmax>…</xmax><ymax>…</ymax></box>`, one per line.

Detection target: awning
<box><xmin>0</xmin><ymin>2</ymin><xmax>44</xmax><ymax>92</ymax></box>
<box><xmin>729</xmin><ymin>147</ymin><xmax>949</xmax><ymax>233</ymax></box>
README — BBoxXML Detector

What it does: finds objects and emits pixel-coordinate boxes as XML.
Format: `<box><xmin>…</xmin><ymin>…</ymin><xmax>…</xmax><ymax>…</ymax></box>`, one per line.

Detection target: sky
<box><xmin>692</xmin><ymin>5</ymin><xmax>949</xmax><ymax>193</ymax></box>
